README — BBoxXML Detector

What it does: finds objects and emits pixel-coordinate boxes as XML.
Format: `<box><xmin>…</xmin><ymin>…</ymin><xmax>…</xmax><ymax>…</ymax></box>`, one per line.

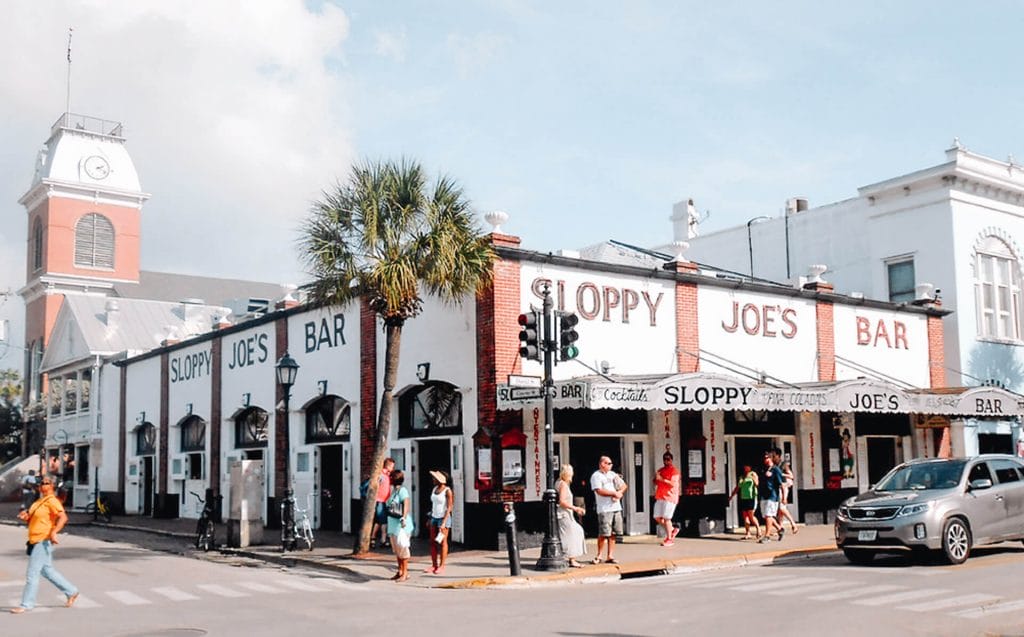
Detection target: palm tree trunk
<box><xmin>353</xmin><ymin>321</ymin><xmax>403</xmax><ymax>555</ymax></box>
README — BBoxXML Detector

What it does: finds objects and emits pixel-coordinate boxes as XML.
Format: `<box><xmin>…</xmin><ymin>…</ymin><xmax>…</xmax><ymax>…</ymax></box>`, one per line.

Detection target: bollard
<box><xmin>504</xmin><ymin>503</ymin><xmax>522</xmax><ymax>576</ymax></box>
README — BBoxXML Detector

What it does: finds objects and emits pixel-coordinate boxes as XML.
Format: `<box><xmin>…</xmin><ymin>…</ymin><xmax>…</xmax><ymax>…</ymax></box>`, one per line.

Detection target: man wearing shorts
<box><xmin>590</xmin><ymin>456</ymin><xmax>627</xmax><ymax>564</ymax></box>
<box><xmin>371</xmin><ymin>458</ymin><xmax>395</xmax><ymax>549</ymax></box>
<box><xmin>652</xmin><ymin>452</ymin><xmax>680</xmax><ymax>546</ymax></box>
<box><xmin>758</xmin><ymin>451</ymin><xmax>784</xmax><ymax>543</ymax></box>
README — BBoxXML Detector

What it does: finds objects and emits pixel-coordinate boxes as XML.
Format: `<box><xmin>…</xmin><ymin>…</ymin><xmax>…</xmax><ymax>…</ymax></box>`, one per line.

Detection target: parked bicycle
<box><xmin>84</xmin><ymin>492</ymin><xmax>112</xmax><ymax>522</ymax></box>
<box><xmin>190</xmin><ymin>491</ymin><xmax>215</xmax><ymax>552</ymax></box>
<box><xmin>280</xmin><ymin>491</ymin><xmax>315</xmax><ymax>552</ymax></box>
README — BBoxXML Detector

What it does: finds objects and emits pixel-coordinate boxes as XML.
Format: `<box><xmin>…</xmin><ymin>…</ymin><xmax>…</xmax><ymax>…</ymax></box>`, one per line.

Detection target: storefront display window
<box><xmin>305</xmin><ymin>394</ymin><xmax>351</xmax><ymax>443</ymax></box>
<box><xmin>235</xmin><ymin>407</ymin><xmax>269</xmax><ymax>448</ymax></box>
<box><xmin>398</xmin><ymin>381</ymin><xmax>462</xmax><ymax>438</ymax></box>
<box><xmin>180</xmin><ymin>415</ymin><xmax>206</xmax><ymax>452</ymax></box>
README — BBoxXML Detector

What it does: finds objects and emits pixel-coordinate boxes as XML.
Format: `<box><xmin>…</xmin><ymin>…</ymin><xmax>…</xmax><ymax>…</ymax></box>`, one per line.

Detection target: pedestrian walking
<box><xmin>10</xmin><ymin>476</ymin><xmax>79</xmax><ymax>613</ymax></box>
<box><xmin>385</xmin><ymin>470</ymin><xmax>414</xmax><ymax>582</ymax></box>
<box><xmin>20</xmin><ymin>470</ymin><xmax>37</xmax><ymax>511</ymax></box>
<box><xmin>728</xmin><ymin>465</ymin><xmax>760</xmax><ymax>540</ymax></box>
<box><xmin>590</xmin><ymin>456</ymin><xmax>627</xmax><ymax>564</ymax></box>
<box><xmin>652</xmin><ymin>452</ymin><xmax>681</xmax><ymax>546</ymax></box>
<box><xmin>426</xmin><ymin>470</ymin><xmax>453</xmax><ymax>575</ymax></box>
<box><xmin>758</xmin><ymin>451</ymin><xmax>784</xmax><ymax>543</ymax></box>
<box><xmin>778</xmin><ymin>460</ymin><xmax>799</xmax><ymax>534</ymax></box>
<box><xmin>370</xmin><ymin>457</ymin><xmax>395</xmax><ymax>549</ymax></box>
<box><xmin>556</xmin><ymin>464</ymin><xmax>587</xmax><ymax>567</ymax></box>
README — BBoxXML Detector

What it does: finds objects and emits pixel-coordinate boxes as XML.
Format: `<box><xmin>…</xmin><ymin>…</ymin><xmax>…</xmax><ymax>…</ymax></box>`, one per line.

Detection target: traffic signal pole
<box><xmin>535</xmin><ymin>283</ymin><xmax>567</xmax><ymax>571</ymax></box>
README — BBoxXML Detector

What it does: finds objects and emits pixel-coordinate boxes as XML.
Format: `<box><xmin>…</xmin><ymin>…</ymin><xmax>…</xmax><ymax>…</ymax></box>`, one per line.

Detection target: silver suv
<box><xmin>835</xmin><ymin>454</ymin><xmax>1024</xmax><ymax>564</ymax></box>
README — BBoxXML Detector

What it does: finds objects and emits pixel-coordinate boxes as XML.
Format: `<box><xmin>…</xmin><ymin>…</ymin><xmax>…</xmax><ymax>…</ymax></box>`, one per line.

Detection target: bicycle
<box><xmin>84</xmin><ymin>493</ymin><xmax>113</xmax><ymax>523</ymax></box>
<box><xmin>190</xmin><ymin>491</ymin><xmax>215</xmax><ymax>552</ymax></box>
<box><xmin>281</xmin><ymin>492</ymin><xmax>315</xmax><ymax>552</ymax></box>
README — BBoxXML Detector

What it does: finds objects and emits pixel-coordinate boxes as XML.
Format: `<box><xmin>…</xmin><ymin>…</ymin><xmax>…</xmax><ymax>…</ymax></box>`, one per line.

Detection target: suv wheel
<box><xmin>941</xmin><ymin>518</ymin><xmax>971</xmax><ymax>565</ymax></box>
<box><xmin>843</xmin><ymin>548</ymin><xmax>875</xmax><ymax>565</ymax></box>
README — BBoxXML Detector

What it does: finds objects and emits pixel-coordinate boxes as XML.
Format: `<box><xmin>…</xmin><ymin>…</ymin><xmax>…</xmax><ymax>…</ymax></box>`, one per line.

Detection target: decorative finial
<box><xmin>952</xmin><ymin>137</ymin><xmax>963</xmax><ymax>150</ymax></box>
<box><xmin>483</xmin><ymin>210</ymin><xmax>509</xmax><ymax>233</ymax></box>
<box><xmin>671</xmin><ymin>240</ymin><xmax>690</xmax><ymax>263</ymax></box>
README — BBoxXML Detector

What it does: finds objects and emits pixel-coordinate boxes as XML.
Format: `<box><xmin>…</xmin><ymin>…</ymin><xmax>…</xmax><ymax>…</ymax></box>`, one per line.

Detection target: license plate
<box><xmin>858</xmin><ymin>530</ymin><xmax>877</xmax><ymax>541</ymax></box>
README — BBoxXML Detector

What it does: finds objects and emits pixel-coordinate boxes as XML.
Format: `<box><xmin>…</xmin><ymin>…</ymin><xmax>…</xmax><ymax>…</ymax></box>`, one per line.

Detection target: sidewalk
<box><xmin>0</xmin><ymin>502</ymin><xmax>838</xmax><ymax>588</ymax></box>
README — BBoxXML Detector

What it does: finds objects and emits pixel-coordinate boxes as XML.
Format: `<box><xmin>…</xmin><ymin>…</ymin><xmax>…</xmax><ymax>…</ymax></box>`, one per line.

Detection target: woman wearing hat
<box><xmin>427</xmin><ymin>470</ymin><xmax>453</xmax><ymax>574</ymax></box>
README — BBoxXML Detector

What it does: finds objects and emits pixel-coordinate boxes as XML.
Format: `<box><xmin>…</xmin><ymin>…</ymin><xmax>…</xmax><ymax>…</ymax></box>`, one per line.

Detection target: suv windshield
<box><xmin>874</xmin><ymin>460</ymin><xmax>968</xmax><ymax>491</ymax></box>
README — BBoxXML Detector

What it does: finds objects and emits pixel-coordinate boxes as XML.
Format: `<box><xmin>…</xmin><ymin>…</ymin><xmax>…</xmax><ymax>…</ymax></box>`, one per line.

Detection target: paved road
<box><xmin>3</xmin><ymin>524</ymin><xmax>1024</xmax><ymax>636</ymax></box>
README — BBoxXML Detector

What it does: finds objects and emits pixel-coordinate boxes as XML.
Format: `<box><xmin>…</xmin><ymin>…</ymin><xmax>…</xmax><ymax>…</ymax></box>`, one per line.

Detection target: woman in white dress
<box><xmin>556</xmin><ymin>464</ymin><xmax>587</xmax><ymax>567</ymax></box>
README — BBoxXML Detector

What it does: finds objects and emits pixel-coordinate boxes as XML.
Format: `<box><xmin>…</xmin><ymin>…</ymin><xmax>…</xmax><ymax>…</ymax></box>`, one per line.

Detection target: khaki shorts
<box><xmin>597</xmin><ymin>511</ymin><xmax>623</xmax><ymax>537</ymax></box>
<box><xmin>653</xmin><ymin>500</ymin><xmax>677</xmax><ymax>521</ymax></box>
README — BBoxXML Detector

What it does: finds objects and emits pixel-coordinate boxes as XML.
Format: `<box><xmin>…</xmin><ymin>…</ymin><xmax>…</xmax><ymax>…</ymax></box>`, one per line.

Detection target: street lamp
<box><xmin>746</xmin><ymin>215</ymin><xmax>771</xmax><ymax>278</ymax></box>
<box><xmin>275</xmin><ymin>352</ymin><xmax>299</xmax><ymax>551</ymax></box>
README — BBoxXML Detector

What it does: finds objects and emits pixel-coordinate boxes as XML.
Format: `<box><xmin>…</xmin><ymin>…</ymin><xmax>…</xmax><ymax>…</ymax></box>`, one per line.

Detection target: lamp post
<box><xmin>275</xmin><ymin>352</ymin><xmax>299</xmax><ymax>551</ymax></box>
<box><xmin>746</xmin><ymin>215</ymin><xmax>771</xmax><ymax>278</ymax></box>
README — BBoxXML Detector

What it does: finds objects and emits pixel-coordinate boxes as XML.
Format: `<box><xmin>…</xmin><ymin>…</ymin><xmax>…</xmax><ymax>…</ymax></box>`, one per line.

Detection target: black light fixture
<box><xmin>275</xmin><ymin>352</ymin><xmax>300</xmax><ymax>551</ymax></box>
<box><xmin>416</xmin><ymin>362</ymin><xmax>431</xmax><ymax>383</ymax></box>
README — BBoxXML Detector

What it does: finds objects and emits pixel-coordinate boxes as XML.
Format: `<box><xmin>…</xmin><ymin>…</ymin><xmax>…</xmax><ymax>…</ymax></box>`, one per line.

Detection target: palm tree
<box><xmin>300</xmin><ymin>159</ymin><xmax>495</xmax><ymax>554</ymax></box>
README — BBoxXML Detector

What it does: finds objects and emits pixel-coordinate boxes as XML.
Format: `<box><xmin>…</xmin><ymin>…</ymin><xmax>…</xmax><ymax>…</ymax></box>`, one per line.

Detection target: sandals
<box><xmin>568</xmin><ymin>559</ymin><xmax>584</xmax><ymax>568</ymax></box>
<box><xmin>10</xmin><ymin>607</ymin><xmax>26</xmax><ymax>614</ymax></box>
<box><xmin>605</xmin><ymin>558</ymin><xmax>618</xmax><ymax>564</ymax></box>
<box><xmin>591</xmin><ymin>557</ymin><xmax>603</xmax><ymax>565</ymax></box>
<box><xmin>66</xmin><ymin>593</ymin><xmax>79</xmax><ymax>608</ymax></box>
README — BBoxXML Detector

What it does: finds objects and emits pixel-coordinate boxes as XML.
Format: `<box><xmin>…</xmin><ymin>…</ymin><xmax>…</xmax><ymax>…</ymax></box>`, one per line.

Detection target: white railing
<box><xmin>51</xmin><ymin>112</ymin><xmax>123</xmax><ymax>138</ymax></box>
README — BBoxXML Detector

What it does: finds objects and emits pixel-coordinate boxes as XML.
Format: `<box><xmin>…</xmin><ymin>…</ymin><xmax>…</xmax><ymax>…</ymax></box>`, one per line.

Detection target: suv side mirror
<box><xmin>969</xmin><ymin>478</ymin><xmax>993</xmax><ymax>490</ymax></box>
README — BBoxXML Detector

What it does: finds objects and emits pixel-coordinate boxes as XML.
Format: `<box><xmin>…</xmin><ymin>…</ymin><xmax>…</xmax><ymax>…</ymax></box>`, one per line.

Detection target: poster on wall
<box><xmin>688</xmin><ymin>449</ymin><xmax>703</xmax><ymax>479</ymax></box>
<box><xmin>477</xmin><ymin>449</ymin><xmax>491</xmax><ymax>480</ymax></box>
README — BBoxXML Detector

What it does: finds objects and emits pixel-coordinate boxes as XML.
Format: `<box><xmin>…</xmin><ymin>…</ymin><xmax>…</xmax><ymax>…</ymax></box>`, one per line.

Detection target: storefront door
<box><xmin>320</xmin><ymin>444</ymin><xmax>345</xmax><ymax>531</ymax></box>
<box><xmin>864</xmin><ymin>436</ymin><xmax>901</xmax><ymax>488</ymax></box>
<box><xmin>568</xmin><ymin>436</ymin><xmax>622</xmax><ymax>537</ymax></box>
<box><xmin>727</xmin><ymin>436</ymin><xmax>772</xmax><ymax>528</ymax></box>
<box><xmin>142</xmin><ymin>456</ymin><xmax>154</xmax><ymax>516</ymax></box>
<box><xmin>415</xmin><ymin>438</ymin><xmax>451</xmax><ymax>539</ymax></box>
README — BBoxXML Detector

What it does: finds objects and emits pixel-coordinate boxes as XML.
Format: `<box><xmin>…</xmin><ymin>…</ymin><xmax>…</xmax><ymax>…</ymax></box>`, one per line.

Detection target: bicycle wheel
<box><xmin>99</xmin><ymin>500</ymin><xmax>112</xmax><ymax>523</ymax></box>
<box><xmin>200</xmin><ymin>519</ymin><xmax>215</xmax><ymax>552</ymax></box>
<box><xmin>302</xmin><ymin>523</ymin><xmax>314</xmax><ymax>551</ymax></box>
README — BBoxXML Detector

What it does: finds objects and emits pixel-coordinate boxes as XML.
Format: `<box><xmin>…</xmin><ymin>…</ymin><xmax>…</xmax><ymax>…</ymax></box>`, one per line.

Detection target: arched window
<box><xmin>135</xmin><ymin>422</ymin><xmax>157</xmax><ymax>455</ymax></box>
<box><xmin>179</xmin><ymin>415</ymin><xmax>207</xmax><ymax>452</ymax></box>
<box><xmin>398</xmin><ymin>381</ymin><xmax>462</xmax><ymax>438</ymax></box>
<box><xmin>305</xmin><ymin>394</ymin><xmax>351</xmax><ymax>443</ymax></box>
<box><xmin>74</xmin><ymin>213</ymin><xmax>115</xmax><ymax>269</ymax></box>
<box><xmin>975</xmin><ymin>236</ymin><xmax>1023</xmax><ymax>341</ymax></box>
<box><xmin>32</xmin><ymin>218</ymin><xmax>43</xmax><ymax>271</ymax></box>
<box><xmin>235</xmin><ymin>407</ymin><xmax>269</xmax><ymax>448</ymax></box>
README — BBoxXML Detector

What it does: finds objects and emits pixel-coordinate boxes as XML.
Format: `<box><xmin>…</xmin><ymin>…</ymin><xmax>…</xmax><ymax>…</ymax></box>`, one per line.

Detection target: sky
<box><xmin>2</xmin><ymin>1</ymin><xmax>1024</xmax><ymax>368</ymax></box>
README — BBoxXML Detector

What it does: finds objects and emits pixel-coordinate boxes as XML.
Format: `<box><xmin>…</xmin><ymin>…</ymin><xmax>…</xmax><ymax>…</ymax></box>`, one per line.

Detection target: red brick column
<box><xmin>360</xmin><ymin>298</ymin><xmax>378</xmax><ymax>480</ymax></box>
<box><xmin>210</xmin><ymin>337</ymin><xmax>222</xmax><ymax>493</ymax></box>
<box><xmin>671</xmin><ymin>261</ymin><xmax>700</xmax><ymax>373</ymax></box>
<box><xmin>476</xmin><ymin>233</ymin><xmax>523</xmax><ymax>503</ymax></box>
<box><xmin>274</xmin><ymin>317</ymin><xmax>288</xmax><ymax>499</ymax></box>
<box><xmin>808</xmin><ymin>282</ymin><xmax>836</xmax><ymax>382</ymax></box>
<box><xmin>927</xmin><ymin>315</ymin><xmax>945</xmax><ymax>388</ymax></box>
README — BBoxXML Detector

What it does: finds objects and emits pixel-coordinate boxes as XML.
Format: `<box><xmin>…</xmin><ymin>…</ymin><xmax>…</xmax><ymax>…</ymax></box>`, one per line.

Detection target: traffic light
<box><xmin>558</xmin><ymin>311</ymin><xmax>579</xmax><ymax>361</ymax></box>
<box><xmin>518</xmin><ymin>311</ymin><xmax>541</xmax><ymax>361</ymax></box>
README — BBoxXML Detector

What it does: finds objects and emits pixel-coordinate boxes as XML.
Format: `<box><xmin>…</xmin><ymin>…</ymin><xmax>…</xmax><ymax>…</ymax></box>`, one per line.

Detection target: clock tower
<box><xmin>18</xmin><ymin>112</ymin><xmax>150</xmax><ymax>402</ymax></box>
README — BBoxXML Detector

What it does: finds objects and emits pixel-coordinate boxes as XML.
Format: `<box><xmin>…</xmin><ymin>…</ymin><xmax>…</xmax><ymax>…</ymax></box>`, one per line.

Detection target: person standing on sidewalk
<box><xmin>371</xmin><ymin>457</ymin><xmax>395</xmax><ymax>549</ymax></box>
<box><xmin>10</xmin><ymin>476</ymin><xmax>79</xmax><ymax>614</ymax></box>
<box><xmin>20</xmin><ymin>470</ymin><xmax>37</xmax><ymax>511</ymax></box>
<box><xmin>556</xmin><ymin>464</ymin><xmax>587</xmax><ymax>568</ymax></box>
<box><xmin>385</xmin><ymin>470</ymin><xmax>414</xmax><ymax>582</ymax></box>
<box><xmin>426</xmin><ymin>470</ymin><xmax>453</xmax><ymax>575</ymax></box>
<box><xmin>777</xmin><ymin>460</ymin><xmax>799</xmax><ymax>535</ymax></box>
<box><xmin>652</xmin><ymin>452</ymin><xmax>680</xmax><ymax>546</ymax></box>
<box><xmin>590</xmin><ymin>456</ymin><xmax>627</xmax><ymax>564</ymax></box>
<box><xmin>728</xmin><ymin>465</ymin><xmax>760</xmax><ymax>540</ymax></box>
<box><xmin>758</xmin><ymin>451</ymin><xmax>784</xmax><ymax>543</ymax></box>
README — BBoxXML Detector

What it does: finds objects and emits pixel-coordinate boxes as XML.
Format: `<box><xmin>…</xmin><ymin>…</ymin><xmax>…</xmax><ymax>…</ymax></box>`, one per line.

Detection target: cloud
<box><xmin>447</xmin><ymin>32</ymin><xmax>508</xmax><ymax>78</ymax></box>
<box><xmin>374</xmin><ymin>27</ymin><xmax>408</xmax><ymax>63</ymax></box>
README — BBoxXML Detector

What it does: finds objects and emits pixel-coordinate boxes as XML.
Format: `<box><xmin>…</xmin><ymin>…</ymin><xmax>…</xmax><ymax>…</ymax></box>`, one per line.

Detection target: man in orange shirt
<box><xmin>10</xmin><ymin>476</ymin><xmax>79</xmax><ymax>613</ymax></box>
<box><xmin>653</xmin><ymin>452</ymin><xmax>681</xmax><ymax>546</ymax></box>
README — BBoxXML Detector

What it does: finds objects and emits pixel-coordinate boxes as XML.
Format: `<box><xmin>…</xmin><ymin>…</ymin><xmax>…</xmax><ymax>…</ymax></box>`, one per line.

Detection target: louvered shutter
<box><xmin>74</xmin><ymin>213</ymin><xmax>115</xmax><ymax>268</ymax></box>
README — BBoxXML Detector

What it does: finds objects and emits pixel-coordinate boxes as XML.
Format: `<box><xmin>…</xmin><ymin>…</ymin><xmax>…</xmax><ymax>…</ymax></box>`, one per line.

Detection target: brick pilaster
<box><xmin>670</xmin><ymin>261</ymin><xmax>700</xmax><ymax>373</ymax></box>
<box><xmin>118</xmin><ymin>364</ymin><xmax>127</xmax><ymax>496</ymax></box>
<box><xmin>210</xmin><ymin>337</ymin><xmax>222</xmax><ymax>494</ymax></box>
<box><xmin>274</xmin><ymin>317</ymin><xmax>288</xmax><ymax>499</ymax></box>
<box><xmin>360</xmin><ymin>298</ymin><xmax>378</xmax><ymax>480</ymax></box>
<box><xmin>159</xmin><ymin>352</ymin><xmax>169</xmax><ymax>497</ymax></box>
<box><xmin>807</xmin><ymin>281</ymin><xmax>836</xmax><ymax>382</ymax></box>
<box><xmin>927</xmin><ymin>315</ymin><xmax>945</xmax><ymax>388</ymax></box>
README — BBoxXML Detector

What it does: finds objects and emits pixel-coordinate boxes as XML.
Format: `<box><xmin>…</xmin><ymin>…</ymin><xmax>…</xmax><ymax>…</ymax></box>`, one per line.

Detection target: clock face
<box><xmin>83</xmin><ymin>155</ymin><xmax>110</xmax><ymax>180</ymax></box>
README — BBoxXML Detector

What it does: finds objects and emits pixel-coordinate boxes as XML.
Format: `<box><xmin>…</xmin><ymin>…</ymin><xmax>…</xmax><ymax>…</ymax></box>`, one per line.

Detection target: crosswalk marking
<box><xmin>811</xmin><ymin>584</ymin><xmax>905</xmax><ymax>601</ymax></box>
<box><xmin>152</xmin><ymin>587</ymin><xmax>199</xmax><ymax>601</ymax></box>
<box><xmin>899</xmin><ymin>593</ymin><xmax>1000</xmax><ymax>612</ymax></box>
<box><xmin>853</xmin><ymin>588</ymin><xmax>950</xmax><ymax>606</ymax></box>
<box><xmin>0</xmin><ymin>580</ymin><xmax>22</xmax><ymax>588</ymax></box>
<box><xmin>730</xmin><ymin>577</ymin><xmax>831</xmax><ymax>592</ymax></box>
<box><xmin>767</xmin><ymin>580</ymin><xmax>853</xmax><ymax>596</ymax></box>
<box><xmin>952</xmin><ymin>598</ymin><xmax>1024</xmax><ymax>619</ymax></box>
<box><xmin>106</xmin><ymin>590</ymin><xmax>151</xmax><ymax>605</ymax></box>
<box><xmin>238</xmin><ymin>582</ymin><xmax>287</xmax><ymax>594</ymax></box>
<box><xmin>312</xmin><ymin>577</ymin><xmax>362</xmax><ymax>591</ymax></box>
<box><xmin>692</xmin><ymin>575</ymin><xmax>762</xmax><ymax>588</ymax></box>
<box><xmin>274</xmin><ymin>579</ymin><xmax>327</xmax><ymax>592</ymax></box>
<box><xmin>69</xmin><ymin>594</ymin><xmax>102</xmax><ymax>608</ymax></box>
<box><xmin>196</xmin><ymin>584</ymin><xmax>249</xmax><ymax>598</ymax></box>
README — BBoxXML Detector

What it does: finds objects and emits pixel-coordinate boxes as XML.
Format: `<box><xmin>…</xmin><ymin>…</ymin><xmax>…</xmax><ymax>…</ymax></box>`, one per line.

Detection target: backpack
<box><xmin>359</xmin><ymin>479</ymin><xmax>370</xmax><ymax>499</ymax></box>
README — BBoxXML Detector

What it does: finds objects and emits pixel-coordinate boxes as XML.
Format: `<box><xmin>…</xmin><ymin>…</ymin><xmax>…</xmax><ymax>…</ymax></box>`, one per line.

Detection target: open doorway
<box><xmin>415</xmin><ymin>439</ymin><xmax>451</xmax><ymax>539</ymax></box>
<box><xmin>141</xmin><ymin>456</ymin><xmax>154</xmax><ymax>517</ymax></box>
<box><xmin>728</xmin><ymin>436</ymin><xmax>773</xmax><ymax>527</ymax></box>
<box><xmin>568</xmin><ymin>437</ymin><xmax>622</xmax><ymax>537</ymax></box>
<box><xmin>320</xmin><ymin>445</ymin><xmax>345</xmax><ymax>531</ymax></box>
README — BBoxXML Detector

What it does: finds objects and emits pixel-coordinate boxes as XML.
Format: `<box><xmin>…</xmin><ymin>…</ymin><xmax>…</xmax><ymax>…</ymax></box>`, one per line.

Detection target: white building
<box><xmin>675</xmin><ymin>143</ymin><xmax>1024</xmax><ymax>458</ymax></box>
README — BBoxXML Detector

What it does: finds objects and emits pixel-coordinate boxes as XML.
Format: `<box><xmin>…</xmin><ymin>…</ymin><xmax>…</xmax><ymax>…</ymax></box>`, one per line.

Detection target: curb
<box><xmin>436</xmin><ymin>545</ymin><xmax>839</xmax><ymax>589</ymax></box>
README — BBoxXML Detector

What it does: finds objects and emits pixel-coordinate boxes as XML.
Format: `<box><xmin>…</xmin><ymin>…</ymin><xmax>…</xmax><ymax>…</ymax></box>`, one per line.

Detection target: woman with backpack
<box><xmin>385</xmin><ymin>470</ymin><xmax>414</xmax><ymax>582</ymax></box>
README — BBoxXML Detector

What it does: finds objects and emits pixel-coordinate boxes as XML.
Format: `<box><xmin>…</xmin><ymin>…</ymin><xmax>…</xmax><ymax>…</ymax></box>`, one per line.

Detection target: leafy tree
<box><xmin>300</xmin><ymin>159</ymin><xmax>494</xmax><ymax>554</ymax></box>
<box><xmin>0</xmin><ymin>369</ymin><xmax>23</xmax><ymax>462</ymax></box>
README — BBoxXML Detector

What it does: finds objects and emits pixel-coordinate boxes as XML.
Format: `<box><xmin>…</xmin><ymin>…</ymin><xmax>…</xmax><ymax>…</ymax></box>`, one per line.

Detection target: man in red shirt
<box><xmin>371</xmin><ymin>457</ymin><xmax>395</xmax><ymax>549</ymax></box>
<box><xmin>653</xmin><ymin>452</ymin><xmax>681</xmax><ymax>546</ymax></box>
